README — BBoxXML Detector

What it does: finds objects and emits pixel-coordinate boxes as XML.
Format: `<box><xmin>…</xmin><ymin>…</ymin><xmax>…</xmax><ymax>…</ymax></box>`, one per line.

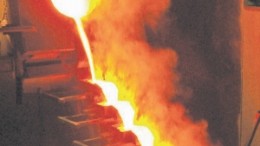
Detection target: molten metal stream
<box><xmin>51</xmin><ymin>0</ymin><xmax>154</xmax><ymax>145</ymax></box>
<box><xmin>74</xmin><ymin>18</ymin><xmax>96</xmax><ymax>81</ymax></box>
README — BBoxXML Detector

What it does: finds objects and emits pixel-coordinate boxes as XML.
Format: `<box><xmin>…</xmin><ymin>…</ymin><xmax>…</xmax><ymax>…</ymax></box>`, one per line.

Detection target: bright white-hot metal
<box><xmin>74</xmin><ymin>18</ymin><xmax>96</xmax><ymax>81</ymax></box>
<box><xmin>51</xmin><ymin>0</ymin><xmax>90</xmax><ymax>18</ymax></box>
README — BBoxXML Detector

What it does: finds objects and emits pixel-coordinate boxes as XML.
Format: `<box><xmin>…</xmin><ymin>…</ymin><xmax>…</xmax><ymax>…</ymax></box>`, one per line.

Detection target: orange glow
<box><xmin>51</xmin><ymin>1</ymin><xmax>154</xmax><ymax>145</ymax></box>
<box><xmin>95</xmin><ymin>80</ymin><xmax>154</xmax><ymax>146</ymax></box>
<box><xmin>51</xmin><ymin>0</ymin><xmax>215</xmax><ymax>145</ymax></box>
<box><xmin>240</xmin><ymin>3</ymin><xmax>260</xmax><ymax>145</ymax></box>
<box><xmin>90</xmin><ymin>0</ymin><xmax>218</xmax><ymax>145</ymax></box>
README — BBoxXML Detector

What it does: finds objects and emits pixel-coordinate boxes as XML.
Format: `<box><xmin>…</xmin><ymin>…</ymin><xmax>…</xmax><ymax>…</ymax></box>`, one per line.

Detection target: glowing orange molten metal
<box><xmin>51</xmin><ymin>0</ymin><xmax>154</xmax><ymax>145</ymax></box>
<box><xmin>96</xmin><ymin>80</ymin><xmax>154</xmax><ymax>146</ymax></box>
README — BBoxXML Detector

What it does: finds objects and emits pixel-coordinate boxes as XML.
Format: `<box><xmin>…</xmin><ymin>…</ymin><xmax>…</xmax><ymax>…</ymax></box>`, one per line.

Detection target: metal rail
<box><xmin>0</xmin><ymin>26</ymin><xmax>36</xmax><ymax>33</ymax></box>
<box><xmin>247</xmin><ymin>110</ymin><xmax>260</xmax><ymax>146</ymax></box>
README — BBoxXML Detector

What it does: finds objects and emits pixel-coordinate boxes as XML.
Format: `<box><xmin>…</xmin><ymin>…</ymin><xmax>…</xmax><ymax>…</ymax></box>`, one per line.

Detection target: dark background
<box><xmin>146</xmin><ymin>0</ymin><xmax>241</xmax><ymax>145</ymax></box>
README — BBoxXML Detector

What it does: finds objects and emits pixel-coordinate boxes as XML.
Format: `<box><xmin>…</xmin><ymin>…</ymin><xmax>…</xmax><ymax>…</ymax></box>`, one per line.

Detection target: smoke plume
<box><xmin>85</xmin><ymin>0</ymin><xmax>220</xmax><ymax>145</ymax></box>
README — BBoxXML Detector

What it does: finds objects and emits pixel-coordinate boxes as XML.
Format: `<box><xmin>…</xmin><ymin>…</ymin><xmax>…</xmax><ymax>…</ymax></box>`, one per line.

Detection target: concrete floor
<box><xmin>0</xmin><ymin>71</ymin><xmax>41</xmax><ymax>146</ymax></box>
<box><xmin>0</xmin><ymin>70</ymin><xmax>81</xmax><ymax>146</ymax></box>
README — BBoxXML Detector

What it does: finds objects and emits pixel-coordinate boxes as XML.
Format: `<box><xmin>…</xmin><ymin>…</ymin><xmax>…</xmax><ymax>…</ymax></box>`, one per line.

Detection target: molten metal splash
<box><xmin>95</xmin><ymin>80</ymin><xmax>154</xmax><ymax>146</ymax></box>
<box><xmin>51</xmin><ymin>0</ymin><xmax>154</xmax><ymax>145</ymax></box>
